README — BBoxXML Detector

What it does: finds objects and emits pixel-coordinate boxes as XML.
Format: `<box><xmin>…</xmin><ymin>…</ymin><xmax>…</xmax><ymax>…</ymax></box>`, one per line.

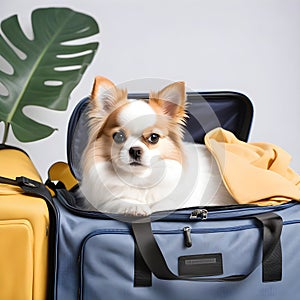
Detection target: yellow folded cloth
<box><xmin>205</xmin><ymin>128</ymin><xmax>300</xmax><ymax>206</ymax></box>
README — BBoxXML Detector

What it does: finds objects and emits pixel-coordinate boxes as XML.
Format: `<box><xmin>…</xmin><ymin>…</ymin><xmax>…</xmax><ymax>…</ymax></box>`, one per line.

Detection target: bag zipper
<box><xmin>189</xmin><ymin>209</ymin><xmax>208</xmax><ymax>220</ymax></box>
<box><xmin>56</xmin><ymin>188</ymin><xmax>298</xmax><ymax>222</ymax></box>
<box><xmin>166</xmin><ymin>201</ymin><xmax>298</xmax><ymax>221</ymax></box>
<box><xmin>183</xmin><ymin>226</ymin><xmax>192</xmax><ymax>247</ymax></box>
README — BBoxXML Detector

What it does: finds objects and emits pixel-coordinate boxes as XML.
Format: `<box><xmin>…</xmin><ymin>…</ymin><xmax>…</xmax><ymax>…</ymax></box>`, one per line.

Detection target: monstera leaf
<box><xmin>0</xmin><ymin>7</ymin><xmax>99</xmax><ymax>143</ymax></box>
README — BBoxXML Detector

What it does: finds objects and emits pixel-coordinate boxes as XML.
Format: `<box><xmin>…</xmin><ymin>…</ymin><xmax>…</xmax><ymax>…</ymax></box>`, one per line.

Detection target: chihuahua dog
<box><xmin>80</xmin><ymin>76</ymin><xmax>235</xmax><ymax>215</ymax></box>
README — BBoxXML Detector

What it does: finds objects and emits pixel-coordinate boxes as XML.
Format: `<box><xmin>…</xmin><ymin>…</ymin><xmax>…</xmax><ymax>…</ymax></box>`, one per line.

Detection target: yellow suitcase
<box><xmin>0</xmin><ymin>146</ymin><xmax>52</xmax><ymax>300</ymax></box>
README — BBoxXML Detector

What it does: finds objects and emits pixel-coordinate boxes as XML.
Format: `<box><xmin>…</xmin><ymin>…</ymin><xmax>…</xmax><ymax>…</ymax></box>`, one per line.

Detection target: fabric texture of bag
<box><xmin>50</xmin><ymin>184</ymin><xmax>300</xmax><ymax>300</ymax></box>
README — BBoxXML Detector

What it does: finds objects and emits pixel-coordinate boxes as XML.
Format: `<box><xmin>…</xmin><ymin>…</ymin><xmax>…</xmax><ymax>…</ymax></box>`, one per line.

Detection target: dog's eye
<box><xmin>113</xmin><ymin>130</ymin><xmax>126</xmax><ymax>144</ymax></box>
<box><xmin>147</xmin><ymin>133</ymin><xmax>160</xmax><ymax>144</ymax></box>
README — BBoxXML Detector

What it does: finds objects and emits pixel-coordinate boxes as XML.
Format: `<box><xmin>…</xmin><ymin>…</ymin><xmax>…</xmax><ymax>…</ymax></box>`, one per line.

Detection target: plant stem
<box><xmin>2</xmin><ymin>122</ymin><xmax>10</xmax><ymax>144</ymax></box>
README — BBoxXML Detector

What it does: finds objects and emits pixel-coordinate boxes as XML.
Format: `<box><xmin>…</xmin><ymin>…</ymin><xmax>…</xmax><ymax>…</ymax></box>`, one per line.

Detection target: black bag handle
<box><xmin>132</xmin><ymin>212</ymin><xmax>282</xmax><ymax>283</ymax></box>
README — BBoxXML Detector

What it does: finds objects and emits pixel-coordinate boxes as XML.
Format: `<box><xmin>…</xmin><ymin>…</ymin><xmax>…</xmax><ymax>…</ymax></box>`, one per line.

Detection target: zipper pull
<box><xmin>190</xmin><ymin>209</ymin><xmax>208</xmax><ymax>220</ymax></box>
<box><xmin>183</xmin><ymin>226</ymin><xmax>192</xmax><ymax>248</ymax></box>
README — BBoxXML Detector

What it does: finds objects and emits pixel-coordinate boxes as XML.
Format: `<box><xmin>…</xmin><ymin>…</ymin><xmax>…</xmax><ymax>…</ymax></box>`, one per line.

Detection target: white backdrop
<box><xmin>0</xmin><ymin>0</ymin><xmax>299</xmax><ymax>179</ymax></box>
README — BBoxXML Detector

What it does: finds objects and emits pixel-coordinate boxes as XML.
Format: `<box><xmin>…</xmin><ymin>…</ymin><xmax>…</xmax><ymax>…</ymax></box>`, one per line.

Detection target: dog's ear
<box><xmin>150</xmin><ymin>81</ymin><xmax>187</xmax><ymax>124</ymax></box>
<box><xmin>90</xmin><ymin>76</ymin><xmax>126</xmax><ymax>113</ymax></box>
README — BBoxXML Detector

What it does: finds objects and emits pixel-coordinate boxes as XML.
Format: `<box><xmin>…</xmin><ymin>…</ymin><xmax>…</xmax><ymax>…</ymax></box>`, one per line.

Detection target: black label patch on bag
<box><xmin>178</xmin><ymin>253</ymin><xmax>223</xmax><ymax>277</ymax></box>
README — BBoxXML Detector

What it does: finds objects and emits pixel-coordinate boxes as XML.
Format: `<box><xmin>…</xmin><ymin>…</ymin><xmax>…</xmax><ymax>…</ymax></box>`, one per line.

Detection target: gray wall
<box><xmin>1</xmin><ymin>0</ymin><xmax>299</xmax><ymax>178</ymax></box>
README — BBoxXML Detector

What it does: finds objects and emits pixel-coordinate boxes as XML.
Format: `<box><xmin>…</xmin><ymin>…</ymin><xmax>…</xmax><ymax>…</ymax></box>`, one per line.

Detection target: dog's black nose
<box><xmin>129</xmin><ymin>147</ymin><xmax>143</xmax><ymax>161</ymax></box>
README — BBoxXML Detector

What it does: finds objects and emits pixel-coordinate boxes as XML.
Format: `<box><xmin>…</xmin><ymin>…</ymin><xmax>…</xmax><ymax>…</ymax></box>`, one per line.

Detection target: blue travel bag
<box><xmin>48</xmin><ymin>92</ymin><xmax>300</xmax><ymax>299</ymax></box>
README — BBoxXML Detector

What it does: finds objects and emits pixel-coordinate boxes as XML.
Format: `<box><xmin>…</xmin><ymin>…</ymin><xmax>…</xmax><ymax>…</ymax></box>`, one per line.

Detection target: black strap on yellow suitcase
<box><xmin>0</xmin><ymin>175</ymin><xmax>53</xmax><ymax>202</ymax></box>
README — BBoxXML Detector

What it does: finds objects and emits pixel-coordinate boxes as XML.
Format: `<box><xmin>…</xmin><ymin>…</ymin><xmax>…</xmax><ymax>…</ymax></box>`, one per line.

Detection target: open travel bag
<box><xmin>47</xmin><ymin>92</ymin><xmax>300</xmax><ymax>300</ymax></box>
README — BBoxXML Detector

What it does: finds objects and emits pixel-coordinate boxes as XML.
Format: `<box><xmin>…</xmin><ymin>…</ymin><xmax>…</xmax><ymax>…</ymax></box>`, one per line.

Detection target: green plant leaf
<box><xmin>0</xmin><ymin>7</ymin><xmax>99</xmax><ymax>143</ymax></box>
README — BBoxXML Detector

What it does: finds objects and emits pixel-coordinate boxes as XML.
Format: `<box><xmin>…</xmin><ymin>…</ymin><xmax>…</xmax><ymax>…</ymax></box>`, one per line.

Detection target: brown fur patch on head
<box><xmin>149</xmin><ymin>81</ymin><xmax>187</xmax><ymax>126</ymax></box>
<box><xmin>89</xmin><ymin>76</ymin><xmax>128</xmax><ymax>116</ymax></box>
<box><xmin>148</xmin><ymin>81</ymin><xmax>187</xmax><ymax>143</ymax></box>
<box><xmin>142</xmin><ymin>104</ymin><xmax>184</xmax><ymax>165</ymax></box>
<box><xmin>82</xmin><ymin>77</ymin><xmax>129</xmax><ymax>170</ymax></box>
